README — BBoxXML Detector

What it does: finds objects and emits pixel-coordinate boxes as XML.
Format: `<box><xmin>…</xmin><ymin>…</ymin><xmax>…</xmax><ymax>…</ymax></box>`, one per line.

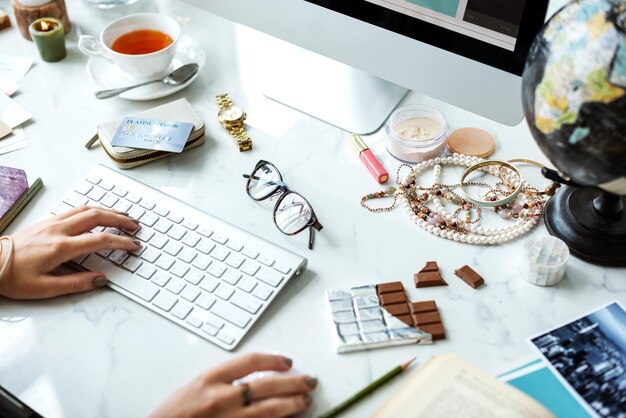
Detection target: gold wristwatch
<box><xmin>216</xmin><ymin>93</ymin><xmax>252</xmax><ymax>152</ymax></box>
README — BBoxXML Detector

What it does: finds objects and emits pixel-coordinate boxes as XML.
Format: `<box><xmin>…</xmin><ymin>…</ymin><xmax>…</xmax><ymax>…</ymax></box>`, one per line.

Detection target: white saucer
<box><xmin>86</xmin><ymin>35</ymin><xmax>206</xmax><ymax>101</ymax></box>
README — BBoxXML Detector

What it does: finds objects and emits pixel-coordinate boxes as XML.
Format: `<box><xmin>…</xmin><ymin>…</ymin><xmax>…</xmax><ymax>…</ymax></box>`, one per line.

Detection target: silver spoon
<box><xmin>94</xmin><ymin>63</ymin><xmax>199</xmax><ymax>99</ymax></box>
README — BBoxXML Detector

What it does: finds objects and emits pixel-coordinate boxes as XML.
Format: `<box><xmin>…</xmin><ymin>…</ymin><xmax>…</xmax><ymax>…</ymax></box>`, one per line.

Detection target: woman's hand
<box><xmin>150</xmin><ymin>353</ymin><xmax>317</xmax><ymax>418</ymax></box>
<box><xmin>0</xmin><ymin>206</ymin><xmax>140</xmax><ymax>299</ymax></box>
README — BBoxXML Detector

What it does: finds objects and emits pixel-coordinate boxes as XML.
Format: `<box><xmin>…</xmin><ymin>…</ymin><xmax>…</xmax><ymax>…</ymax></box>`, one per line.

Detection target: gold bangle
<box><xmin>460</xmin><ymin>160</ymin><xmax>523</xmax><ymax>207</ymax></box>
<box><xmin>506</xmin><ymin>159</ymin><xmax>560</xmax><ymax>196</ymax></box>
<box><xmin>0</xmin><ymin>236</ymin><xmax>14</xmax><ymax>283</ymax></box>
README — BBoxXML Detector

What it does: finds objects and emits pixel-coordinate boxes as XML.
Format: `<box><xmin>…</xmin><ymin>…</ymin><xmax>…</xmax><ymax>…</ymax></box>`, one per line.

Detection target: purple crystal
<box><xmin>499</xmin><ymin>210</ymin><xmax>510</xmax><ymax>220</ymax></box>
<box><xmin>0</xmin><ymin>166</ymin><xmax>28</xmax><ymax>219</ymax></box>
<box><xmin>512</xmin><ymin>204</ymin><xmax>523</xmax><ymax>212</ymax></box>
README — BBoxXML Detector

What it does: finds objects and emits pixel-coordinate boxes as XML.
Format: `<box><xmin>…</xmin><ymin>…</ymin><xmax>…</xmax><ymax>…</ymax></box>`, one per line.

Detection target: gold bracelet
<box><xmin>460</xmin><ymin>160</ymin><xmax>523</xmax><ymax>207</ymax></box>
<box><xmin>506</xmin><ymin>159</ymin><xmax>560</xmax><ymax>196</ymax></box>
<box><xmin>0</xmin><ymin>236</ymin><xmax>14</xmax><ymax>283</ymax></box>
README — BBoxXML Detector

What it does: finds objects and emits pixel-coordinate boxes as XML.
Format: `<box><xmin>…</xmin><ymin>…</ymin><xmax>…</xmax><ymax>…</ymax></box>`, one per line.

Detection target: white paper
<box><xmin>0</xmin><ymin>55</ymin><xmax>34</xmax><ymax>83</ymax></box>
<box><xmin>0</xmin><ymin>75</ymin><xmax>19</xmax><ymax>96</ymax></box>
<box><xmin>0</xmin><ymin>94</ymin><xmax>31</xmax><ymax>128</ymax></box>
<box><xmin>0</xmin><ymin>127</ymin><xmax>28</xmax><ymax>155</ymax></box>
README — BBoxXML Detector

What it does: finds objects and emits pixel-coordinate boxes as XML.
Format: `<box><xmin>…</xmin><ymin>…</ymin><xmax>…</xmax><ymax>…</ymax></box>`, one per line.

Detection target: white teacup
<box><xmin>78</xmin><ymin>13</ymin><xmax>180</xmax><ymax>80</ymax></box>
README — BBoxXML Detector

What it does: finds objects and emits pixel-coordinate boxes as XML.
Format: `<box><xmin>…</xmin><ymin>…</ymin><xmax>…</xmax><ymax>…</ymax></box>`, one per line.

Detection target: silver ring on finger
<box><xmin>240</xmin><ymin>383</ymin><xmax>253</xmax><ymax>406</ymax></box>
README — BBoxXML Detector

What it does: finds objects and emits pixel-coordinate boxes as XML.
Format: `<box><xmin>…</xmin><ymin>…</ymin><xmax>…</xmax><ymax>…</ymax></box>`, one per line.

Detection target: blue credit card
<box><xmin>110</xmin><ymin>117</ymin><xmax>194</xmax><ymax>153</ymax></box>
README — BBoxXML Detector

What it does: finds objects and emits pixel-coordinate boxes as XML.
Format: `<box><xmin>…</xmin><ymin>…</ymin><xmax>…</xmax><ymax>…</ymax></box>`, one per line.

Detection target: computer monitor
<box><xmin>182</xmin><ymin>0</ymin><xmax>549</xmax><ymax>129</ymax></box>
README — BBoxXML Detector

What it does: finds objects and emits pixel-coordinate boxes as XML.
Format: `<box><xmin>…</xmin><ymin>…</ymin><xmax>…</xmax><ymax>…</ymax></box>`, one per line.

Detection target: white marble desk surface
<box><xmin>0</xmin><ymin>0</ymin><xmax>624</xmax><ymax>417</ymax></box>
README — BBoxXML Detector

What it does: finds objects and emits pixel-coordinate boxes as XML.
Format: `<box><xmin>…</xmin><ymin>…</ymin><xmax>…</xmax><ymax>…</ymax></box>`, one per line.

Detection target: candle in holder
<box><xmin>29</xmin><ymin>17</ymin><xmax>66</xmax><ymax>62</ymax></box>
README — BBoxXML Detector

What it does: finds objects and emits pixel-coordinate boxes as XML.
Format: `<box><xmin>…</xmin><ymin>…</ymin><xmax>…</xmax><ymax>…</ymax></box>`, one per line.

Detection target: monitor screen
<box><xmin>305</xmin><ymin>0</ymin><xmax>549</xmax><ymax>75</ymax></box>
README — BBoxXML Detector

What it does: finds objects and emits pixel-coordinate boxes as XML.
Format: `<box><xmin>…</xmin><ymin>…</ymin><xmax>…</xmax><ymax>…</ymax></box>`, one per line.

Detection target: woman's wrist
<box><xmin>0</xmin><ymin>236</ymin><xmax>15</xmax><ymax>283</ymax></box>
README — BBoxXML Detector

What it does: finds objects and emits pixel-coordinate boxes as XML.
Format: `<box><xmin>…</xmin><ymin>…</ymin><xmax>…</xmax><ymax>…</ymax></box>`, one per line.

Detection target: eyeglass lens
<box><xmin>248</xmin><ymin>163</ymin><xmax>281</xmax><ymax>200</ymax></box>
<box><xmin>276</xmin><ymin>193</ymin><xmax>313</xmax><ymax>235</ymax></box>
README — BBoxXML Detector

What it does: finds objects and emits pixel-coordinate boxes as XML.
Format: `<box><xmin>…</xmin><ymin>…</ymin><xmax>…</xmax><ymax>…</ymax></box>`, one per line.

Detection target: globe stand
<box><xmin>543</xmin><ymin>186</ymin><xmax>626</xmax><ymax>266</ymax></box>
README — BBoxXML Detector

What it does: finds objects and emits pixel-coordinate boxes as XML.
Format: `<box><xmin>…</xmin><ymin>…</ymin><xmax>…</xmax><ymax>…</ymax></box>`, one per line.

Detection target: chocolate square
<box><xmin>454</xmin><ymin>265</ymin><xmax>484</xmax><ymax>289</ymax></box>
<box><xmin>379</xmin><ymin>291</ymin><xmax>407</xmax><ymax>306</ymax></box>
<box><xmin>420</xmin><ymin>323</ymin><xmax>446</xmax><ymax>340</ymax></box>
<box><xmin>412</xmin><ymin>311</ymin><xmax>441</xmax><ymax>326</ymax></box>
<box><xmin>397</xmin><ymin>314</ymin><xmax>414</xmax><ymax>327</ymax></box>
<box><xmin>384</xmin><ymin>303</ymin><xmax>410</xmax><ymax>316</ymax></box>
<box><xmin>409</xmin><ymin>300</ymin><xmax>437</xmax><ymax>314</ymax></box>
<box><xmin>414</xmin><ymin>271</ymin><xmax>448</xmax><ymax>288</ymax></box>
<box><xmin>376</xmin><ymin>281</ymin><xmax>404</xmax><ymax>294</ymax></box>
<box><xmin>420</xmin><ymin>261</ymin><xmax>439</xmax><ymax>272</ymax></box>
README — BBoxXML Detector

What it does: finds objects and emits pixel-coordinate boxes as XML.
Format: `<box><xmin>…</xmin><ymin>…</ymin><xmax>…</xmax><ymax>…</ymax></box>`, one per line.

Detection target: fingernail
<box><xmin>283</xmin><ymin>357</ymin><xmax>293</xmax><ymax>367</ymax></box>
<box><xmin>117</xmin><ymin>211</ymin><xmax>130</xmax><ymax>217</ymax></box>
<box><xmin>93</xmin><ymin>276</ymin><xmax>108</xmax><ymax>288</ymax></box>
<box><xmin>132</xmin><ymin>240</ymin><xmax>142</xmax><ymax>247</ymax></box>
<box><xmin>130</xmin><ymin>218</ymin><xmax>141</xmax><ymax>225</ymax></box>
<box><xmin>306</xmin><ymin>377</ymin><xmax>318</xmax><ymax>388</ymax></box>
<box><xmin>304</xmin><ymin>394</ymin><xmax>312</xmax><ymax>406</ymax></box>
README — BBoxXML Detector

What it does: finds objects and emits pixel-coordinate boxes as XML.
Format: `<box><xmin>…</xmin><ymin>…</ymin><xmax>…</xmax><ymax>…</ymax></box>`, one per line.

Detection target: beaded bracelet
<box><xmin>0</xmin><ymin>236</ymin><xmax>14</xmax><ymax>282</ymax></box>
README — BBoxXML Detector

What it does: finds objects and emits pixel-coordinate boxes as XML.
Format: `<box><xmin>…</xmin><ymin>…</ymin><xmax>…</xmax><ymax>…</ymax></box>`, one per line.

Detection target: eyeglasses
<box><xmin>243</xmin><ymin>160</ymin><xmax>323</xmax><ymax>250</ymax></box>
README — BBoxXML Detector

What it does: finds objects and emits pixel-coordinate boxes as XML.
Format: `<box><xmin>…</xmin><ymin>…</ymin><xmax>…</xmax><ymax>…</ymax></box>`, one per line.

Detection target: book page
<box><xmin>373</xmin><ymin>353</ymin><xmax>554</xmax><ymax>418</ymax></box>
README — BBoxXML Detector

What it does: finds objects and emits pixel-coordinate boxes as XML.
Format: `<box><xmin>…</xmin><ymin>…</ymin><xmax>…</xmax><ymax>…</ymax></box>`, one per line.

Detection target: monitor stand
<box><xmin>262</xmin><ymin>47</ymin><xmax>408</xmax><ymax>134</ymax></box>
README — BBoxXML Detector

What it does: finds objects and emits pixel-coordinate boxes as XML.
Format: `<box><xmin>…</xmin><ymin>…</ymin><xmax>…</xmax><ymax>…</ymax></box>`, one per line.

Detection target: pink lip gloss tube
<box><xmin>349</xmin><ymin>134</ymin><xmax>389</xmax><ymax>184</ymax></box>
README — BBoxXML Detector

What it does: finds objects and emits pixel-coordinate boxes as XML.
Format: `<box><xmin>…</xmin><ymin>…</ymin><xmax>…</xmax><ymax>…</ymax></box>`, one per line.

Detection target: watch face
<box><xmin>219</xmin><ymin>106</ymin><xmax>244</xmax><ymax>122</ymax></box>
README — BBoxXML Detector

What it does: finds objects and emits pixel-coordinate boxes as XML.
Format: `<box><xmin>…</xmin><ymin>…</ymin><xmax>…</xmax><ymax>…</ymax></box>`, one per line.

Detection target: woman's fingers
<box><xmin>246</xmin><ymin>375</ymin><xmax>317</xmax><ymax>400</ymax></box>
<box><xmin>59</xmin><ymin>207</ymin><xmax>139</xmax><ymax>236</ymax></box>
<box><xmin>59</xmin><ymin>232</ymin><xmax>140</xmax><ymax>262</ymax></box>
<box><xmin>206</xmin><ymin>353</ymin><xmax>293</xmax><ymax>383</ymax></box>
<box><xmin>52</xmin><ymin>205</ymin><xmax>93</xmax><ymax>221</ymax></box>
<box><xmin>26</xmin><ymin>272</ymin><xmax>108</xmax><ymax>299</ymax></box>
<box><xmin>239</xmin><ymin>394</ymin><xmax>312</xmax><ymax>418</ymax></box>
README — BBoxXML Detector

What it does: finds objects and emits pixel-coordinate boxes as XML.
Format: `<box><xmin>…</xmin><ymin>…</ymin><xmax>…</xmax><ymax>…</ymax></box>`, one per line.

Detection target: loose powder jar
<box><xmin>385</xmin><ymin>105</ymin><xmax>448</xmax><ymax>163</ymax></box>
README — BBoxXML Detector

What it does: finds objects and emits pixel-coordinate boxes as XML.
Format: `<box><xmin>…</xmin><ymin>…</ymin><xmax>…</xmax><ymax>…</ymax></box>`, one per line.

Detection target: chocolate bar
<box><xmin>454</xmin><ymin>265</ymin><xmax>484</xmax><ymax>289</ymax></box>
<box><xmin>421</xmin><ymin>261</ymin><xmax>439</xmax><ymax>272</ymax></box>
<box><xmin>414</xmin><ymin>261</ymin><xmax>447</xmax><ymax>288</ymax></box>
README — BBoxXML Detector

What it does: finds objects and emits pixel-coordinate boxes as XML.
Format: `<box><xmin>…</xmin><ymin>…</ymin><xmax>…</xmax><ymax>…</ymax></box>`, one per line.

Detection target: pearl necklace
<box><xmin>362</xmin><ymin>153</ymin><xmax>545</xmax><ymax>245</ymax></box>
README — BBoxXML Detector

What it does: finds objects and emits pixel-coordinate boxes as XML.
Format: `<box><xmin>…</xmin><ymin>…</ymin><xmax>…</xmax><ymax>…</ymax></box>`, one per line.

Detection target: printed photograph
<box><xmin>531</xmin><ymin>302</ymin><xmax>626</xmax><ymax>418</ymax></box>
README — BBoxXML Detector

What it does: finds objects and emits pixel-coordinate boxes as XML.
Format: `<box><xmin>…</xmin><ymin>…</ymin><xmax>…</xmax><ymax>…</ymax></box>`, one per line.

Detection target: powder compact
<box><xmin>385</xmin><ymin>105</ymin><xmax>448</xmax><ymax>163</ymax></box>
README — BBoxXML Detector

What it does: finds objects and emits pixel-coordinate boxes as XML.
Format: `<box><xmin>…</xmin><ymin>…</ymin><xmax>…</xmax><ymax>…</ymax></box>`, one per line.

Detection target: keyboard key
<box><xmin>97</xmin><ymin>248</ymin><xmax>112</xmax><ymax>257</ymax></box>
<box><xmin>206</xmin><ymin>316</ymin><xmax>224</xmax><ymax>330</ymax></box>
<box><xmin>211</xmin><ymin>234</ymin><xmax>228</xmax><ymax>245</ymax></box>
<box><xmin>242</xmin><ymin>247</ymin><xmax>259</xmax><ymax>259</ymax></box>
<box><xmin>141</xmin><ymin>247</ymin><xmax>161</xmax><ymax>264</ymax></box>
<box><xmin>168</xmin><ymin>213</ymin><xmax>184</xmax><ymax>223</ymax></box>
<box><xmin>122</xmin><ymin>256</ymin><xmax>143</xmax><ymax>272</ymax></box>
<box><xmin>197</xmin><ymin>226</ymin><xmax>213</xmax><ymax>238</ymax></box>
<box><xmin>273</xmin><ymin>264</ymin><xmax>292</xmax><ymax>274</ymax></box>
<box><xmin>225</xmin><ymin>253</ymin><xmax>245</xmax><ymax>269</ymax></box>
<box><xmin>258</xmin><ymin>256</ymin><xmax>275</xmax><ymax>267</ymax></box>
<box><xmin>182</xmin><ymin>219</ymin><xmax>198</xmax><ymax>230</ymax></box>
<box><xmin>108</xmin><ymin>250</ymin><xmax>128</xmax><ymax>265</ymax></box>
<box><xmin>103</xmin><ymin>227</ymin><xmax>122</xmax><ymax>236</ymax></box>
<box><xmin>151</xmin><ymin>272</ymin><xmax>171</xmax><ymax>287</ymax></box>
<box><xmin>186</xmin><ymin>315</ymin><xmax>203</xmax><ymax>328</ymax></box>
<box><xmin>135</xmin><ymin>227</ymin><xmax>155</xmax><ymax>242</ymax></box>
<box><xmin>100</xmin><ymin>194</ymin><xmax>119</xmax><ymax>208</ymax></box>
<box><xmin>231</xmin><ymin>291</ymin><xmax>263</xmax><ymax>314</ymax></box>
<box><xmin>87</xmin><ymin>188</ymin><xmax>106</xmax><ymax>202</ymax></box>
<box><xmin>192</xmin><ymin>256</ymin><xmax>211</xmax><ymax>271</ymax></box>
<box><xmin>149</xmin><ymin>233</ymin><xmax>169</xmax><ymax>249</ymax></box>
<box><xmin>113</xmin><ymin>200</ymin><xmax>132</xmax><ymax>214</ymax></box>
<box><xmin>210</xmin><ymin>246</ymin><xmax>230</xmax><ymax>262</ymax></box>
<box><xmin>168</xmin><ymin>225</ymin><xmax>187</xmax><ymax>240</ymax></box>
<box><xmin>85</xmin><ymin>175</ymin><xmax>101</xmax><ymax>185</ymax></box>
<box><xmin>164</xmin><ymin>241</ymin><xmax>183</xmax><ymax>256</ymax></box>
<box><xmin>72</xmin><ymin>253</ymin><xmax>89</xmax><ymax>265</ymax></box>
<box><xmin>222</xmin><ymin>269</ymin><xmax>241</xmax><ymax>286</ymax></box>
<box><xmin>182</xmin><ymin>232</ymin><xmax>201</xmax><ymax>248</ymax></box>
<box><xmin>166</xmin><ymin>278</ymin><xmax>185</xmax><ymax>294</ymax></box>
<box><xmin>215</xmin><ymin>284</ymin><xmax>234</xmax><ymax>301</ymax></box>
<box><xmin>241</xmin><ymin>260</ymin><xmax>261</xmax><ymax>276</ymax></box>
<box><xmin>52</xmin><ymin>202</ymin><xmax>74</xmax><ymax>215</ymax></box>
<box><xmin>139</xmin><ymin>200</ymin><xmax>155</xmax><ymax>210</ymax></box>
<box><xmin>196</xmin><ymin>293</ymin><xmax>216</xmax><ymax>310</ymax></box>
<box><xmin>153</xmin><ymin>292</ymin><xmax>177</xmax><ymax>312</ymax></box>
<box><xmin>178</xmin><ymin>248</ymin><xmax>197</xmax><ymax>263</ymax></box>
<box><xmin>82</xmin><ymin>254</ymin><xmax>158</xmax><ymax>302</ymax></box>
<box><xmin>256</xmin><ymin>268</ymin><xmax>284</xmax><ymax>287</ymax></box>
<box><xmin>126</xmin><ymin>193</ymin><xmax>141</xmax><ymax>204</ymax></box>
<box><xmin>184</xmin><ymin>268</ymin><xmax>204</xmax><ymax>285</ymax></box>
<box><xmin>99</xmin><ymin>180</ymin><xmax>115</xmax><ymax>191</ymax></box>
<box><xmin>91</xmin><ymin>226</ymin><xmax>106</xmax><ymax>233</ymax></box>
<box><xmin>156</xmin><ymin>254</ymin><xmax>175</xmax><ymax>270</ymax></box>
<box><xmin>154</xmin><ymin>219</ymin><xmax>173</xmax><ymax>234</ymax></box>
<box><xmin>128</xmin><ymin>206</ymin><xmax>145</xmax><ymax>220</ymax></box>
<box><xmin>130</xmin><ymin>243</ymin><xmax>147</xmax><ymax>256</ymax></box>
<box><xmin>207</xmin><ymin>263</ymin><xmax>226</xmax><ymax>278</ymax></box>
<box><xmin>252</xmin><ymin>284</ymin><xmax>274</xmax><ymax>301</ymax></box>
<box><xmin>237</xmin><ymin>276</ymin><xmax>257</xmax><ymax>293</ymax></box>
<box><xmin>170</xmin><ymin>261</ymin><xmax>190</xmax><ymax>278</ymax></box>
<box><xmin>226</xmin><ymin>240</ymin><xmax>243</xmax><ymax>252</ymax></box>
<box><xmin>171</xmin><ymin>302</ymin><xmax>193</xmax><ymax>320</ymax></box>
<box><xmin>197</xmin><ymin>239</ymin><xmax>215</xmax><ymax>255</ymax></box>
<box><xmin>64</xmin><ymin>192</ymin><xmax>89</xmax><ymax>208</ymax></box>
<box><xmin>154</xmin><ymin>206</ymin><xmax>170</xmax><ymax>217</ymax></box>
<box><xmin>137</xmin><ymin>264</ymin><xmax>156</xmax><ymax>279</ymax></box>
<box><xmin>112</xmin><ymin>186</ymin><xmax>128</xmax><ymax>197</ymax></box>
<box><xmin>201</xmin><ymin>323</ymin><xmax>218</xmax><ymax>336</ymax></box>
<box><xmin>74</xmin><ymin>182</ymin><xmax>93</xmax><ymax>195</ymax></box>
<box><xmin>140</xmin><ymin>212</ymin><xmax>159</xmax><ymax>227</ymax></box>
<box><xmin>181</xmin><ymin>286</ymin><xmax>200</xmax><ymax>302</ymax></box>
<box><xmin>217</xmin><ymin>332</ymin><xmax>235</xmax><ymax>345</ymax></box>
<box><xmin>212</xmin><ymin>302</ymin><xmax>251</xmax><ymax>328</ymax></box>
<box><xmin>200</xmin><ymin>277</ymin><xmax>220</xmax><ymax>293</ymax></box>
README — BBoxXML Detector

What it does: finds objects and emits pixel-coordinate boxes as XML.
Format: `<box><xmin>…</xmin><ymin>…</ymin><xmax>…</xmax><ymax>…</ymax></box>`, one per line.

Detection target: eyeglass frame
<box><xmin>243</xmin><ymin>160</ymin><xmax>323</xmax><ymax>250</ymax></box>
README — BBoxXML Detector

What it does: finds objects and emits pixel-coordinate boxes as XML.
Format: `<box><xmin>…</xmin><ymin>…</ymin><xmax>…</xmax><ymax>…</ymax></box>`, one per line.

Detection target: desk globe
<box><xmin>522</xmin><ymin>0</ymin><xmax>626</xmax><ymax>266</ymax></box>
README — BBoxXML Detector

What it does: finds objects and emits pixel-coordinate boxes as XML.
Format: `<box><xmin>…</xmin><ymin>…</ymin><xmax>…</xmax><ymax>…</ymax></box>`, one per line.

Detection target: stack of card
<box><xmin>0</xmin><ymin>166</ymin><xmax>42</xmax><ymax>233</ymax></box>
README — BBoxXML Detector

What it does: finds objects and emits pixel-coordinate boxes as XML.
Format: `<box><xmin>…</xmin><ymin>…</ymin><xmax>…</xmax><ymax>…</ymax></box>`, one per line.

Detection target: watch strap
<box><xmin>216</xmin><ymin>93</ymin><xmax>233</xmax><ymax>110</ymax></box>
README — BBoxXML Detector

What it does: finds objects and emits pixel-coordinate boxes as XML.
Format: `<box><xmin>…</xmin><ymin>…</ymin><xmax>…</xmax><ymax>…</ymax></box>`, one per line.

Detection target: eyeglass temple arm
<box><xmin>242</xmin><ymin>174</ymin><xmax>286</xmax><ymax>188</ymax></box>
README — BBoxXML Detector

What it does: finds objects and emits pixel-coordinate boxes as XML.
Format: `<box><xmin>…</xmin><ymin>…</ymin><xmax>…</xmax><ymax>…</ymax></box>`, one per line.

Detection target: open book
<box><xmin>373</xmin><ymin>353</ymin><xmax>554</xmax><ymax>418</ymax></box>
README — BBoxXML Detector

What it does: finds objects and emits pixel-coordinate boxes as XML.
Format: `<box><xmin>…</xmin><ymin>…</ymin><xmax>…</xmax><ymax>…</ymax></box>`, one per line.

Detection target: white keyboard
<box><xmin>50</xmin><ymin>165</ymin><xmax>308</xmax><ymax>350</ymax></box>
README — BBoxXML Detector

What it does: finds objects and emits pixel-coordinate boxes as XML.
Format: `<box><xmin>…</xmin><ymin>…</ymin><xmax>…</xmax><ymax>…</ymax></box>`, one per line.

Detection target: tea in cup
<box><xmin>78</xmin><ymin>13</ymin><xmax>180</xmax><ymax>80</ymax></box>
